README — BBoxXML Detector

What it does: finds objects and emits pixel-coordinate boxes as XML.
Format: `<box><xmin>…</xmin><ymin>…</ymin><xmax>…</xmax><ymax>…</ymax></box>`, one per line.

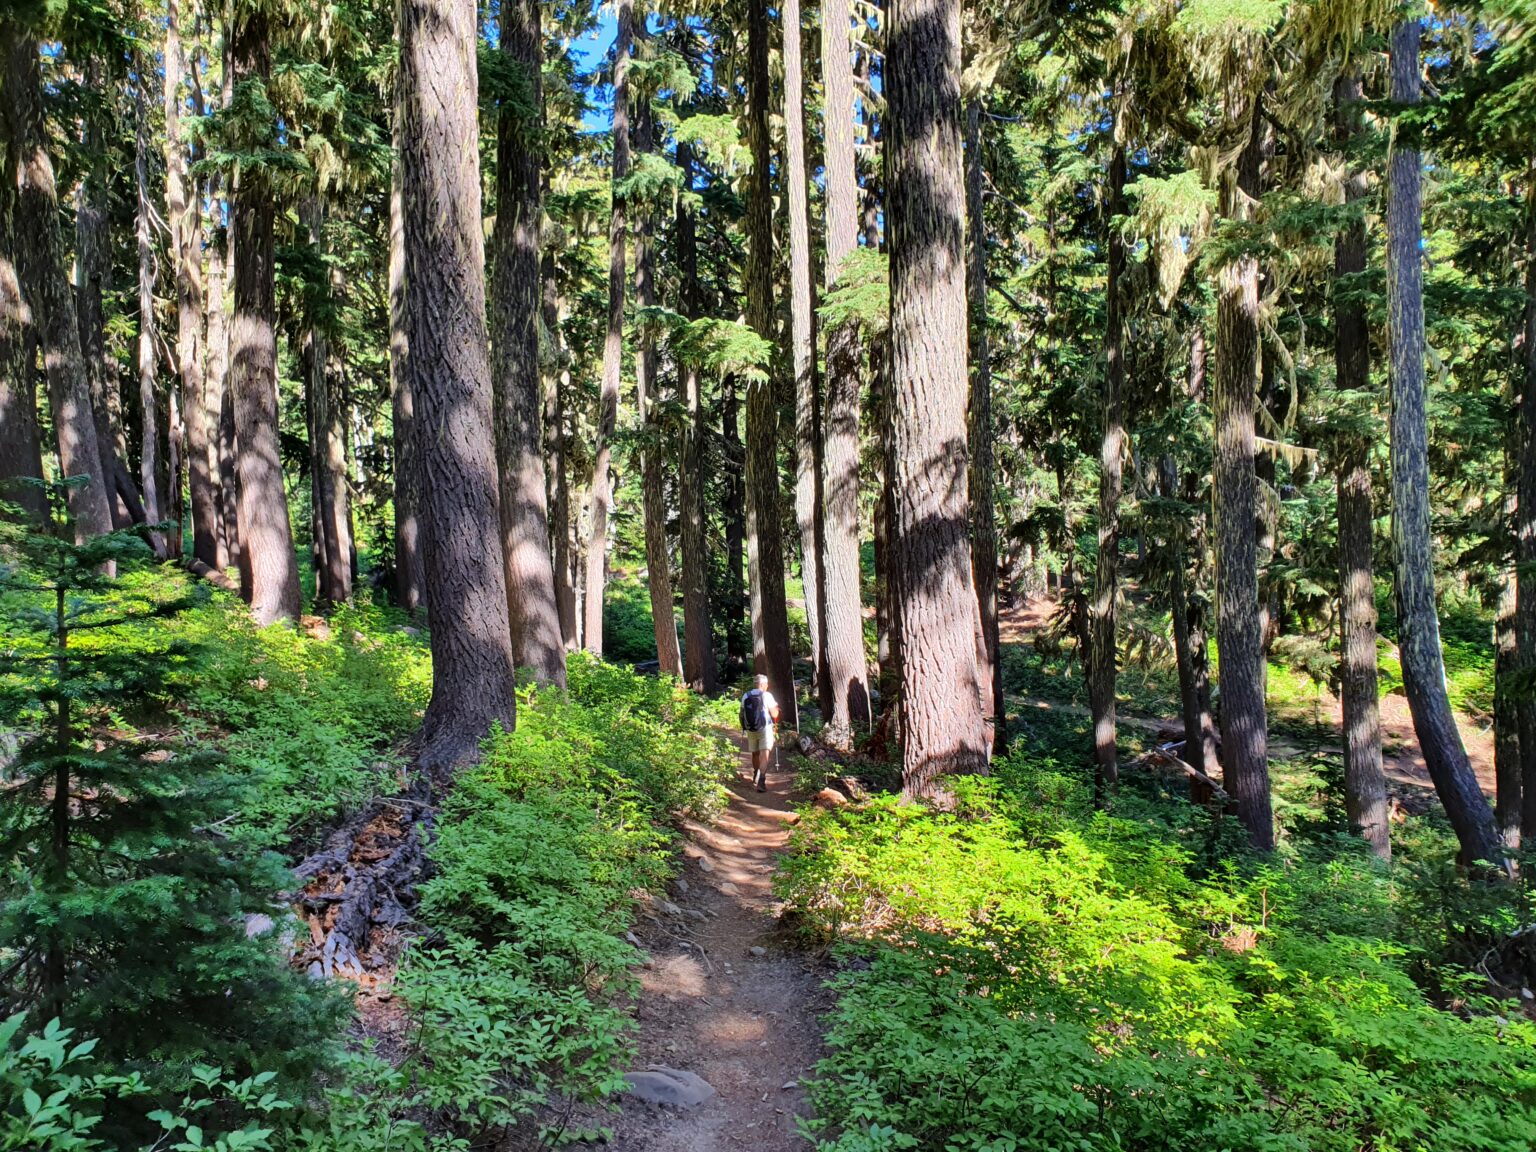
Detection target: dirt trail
<box><xmin>596</xmin><ymin>741</ymin><xmax>827</xmax><ymax>1150</ymax></box>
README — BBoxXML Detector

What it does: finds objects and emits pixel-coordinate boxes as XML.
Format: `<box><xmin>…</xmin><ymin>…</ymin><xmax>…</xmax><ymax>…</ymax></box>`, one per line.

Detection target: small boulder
<box><xmin>623</xmin><ymin>1067</ymin><xmax>716</xmax><ymax>1109</ymax></box>
<box><xmin>749</xmin><ymin>945</ymin><xmax>767</xmax><ymax>957</ymax></box>
<box><xmin>814</xmin><ymin>788</ymin><xmax>849</xmax><ymax>810</ymax></box>
<box><xmin>671</xmin><ymin>877</ymin><xmax>691</xmax><ymax>896</ymax></box>
<box><xmin>694</xmin><ymin>855</ymin><xmax>715</xmax><ymax>874</ymax></box>
<box><xmin>717</xmin><ymin>882</ymin><xmax>740</xmax><ymax>896</ymax></box>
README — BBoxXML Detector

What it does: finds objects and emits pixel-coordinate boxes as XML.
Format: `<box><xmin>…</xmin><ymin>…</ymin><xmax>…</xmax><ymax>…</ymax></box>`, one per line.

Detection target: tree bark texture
<box><xmin>229</xmin><ymin>10</ymin><xmax>302</xmax><ymax>623</ymax></box>
<box><xmin>300</xmin><ymin>199</ymin><xmax>352</xmax><ymax>607</ymax></box>
<box><xmin>207</xmin><ymin>204</ymin><xmax>239</xmax><ymax>574</ymax></box>
<box><xmin>583</xmin><ymin>0</ymin><xmax>633</xmax><ymax>658</ymax></box>
<box><xmin>5</xmin><ymin>28</ymin><xmax>115</xmax><ymax>544</ymax></box>
<box><xmin>723</xmin><ymin>375</ymin><xmax>748</xmax><ymax>666</ymax></box>
<box><xmin>887</xmin><ymin>0</ymin><xmax>990</xmax><ymax>797</ymax></box>
<box><xmin>745</xmin><ymin>0</ymin><xmax>797</xmax><ymax>728</ymax></box>
<box><xmin>135</xmin><ymin>65</ymin><xmax>165</xmax><ymax>548</ymax></box>
<box><xmin>1495</xmin><ymin>564</ymin><xmax>1521</xmax><ymax>850</ymax></box>
<box><xmin>1087</xmin><ymin>138</ymin><xmax>1128</xmax><ymax>791</ymax></box>
<box><xmin>820</xmin><ymin>0</ymin><xmax>871</xmax><ymax>745</ymax></box>
<box><xmin>676</xmin><ymin>140</ymin><xmax>717</xmax><ymax>692</ymax></box>
<box><xmin>166</xmin><ymin>0</ymin><xmax>216</xmax><ymax>566</ymax></box>
<box><xmin>1387</xmin><ymin>19</ymin><xmax>1503</xmax><ymax>867</ymax></box>
<box><xmin>1331</xmin><ymin>67</ymin><xmax>1388</xmax><ymax>858</ymax></box>
<box><xmin>400</xmin><ymin>0</ymin><xmax>519</xmax><ymax>768</ymax></box>
<box><xmin>388</xmin><ymin>110</ymin><xmax>424</xmax><ymax>616</ymax></box>
<box><xmin>1161</xmin><ymin>441</ymin><xmax>1220</xmax><ymax>788</ymax></box>
<box><xmin>491</xmin><ymin>0</ymin><xmax>565</xmax><ymax>686</ymax></box>
<box><xmin>541</xmin><ymin>250</ymin><xmax>579</xmax><ymax>649</ymax></box>
<box><xmin>0</xmin><ymin>103</ymin><xmax>46</xmax><ymax>523</ymax></box>
<box><xmin>966</xmin><ymin>99</ymin><xmax>1003</xmax><ymax>754</ymax></box>
<box><xmin>784</xmin><ymin>0</ymin><xmax>827</xmax><ymax>711</ymax></box>
<box><xmin>632</xmin><ymin>95</ymin><xmax>683</xmax><ymax>679</ymax></box>
<box><xmin>1212</xmin><ymin>76</ymin><xmax>1272</xmax><ymax>849</ymax></box>
<box><xmin>1517</xmin><ymin>182</ymin><xmax>1536</xmax><ymax>838</ymax></box>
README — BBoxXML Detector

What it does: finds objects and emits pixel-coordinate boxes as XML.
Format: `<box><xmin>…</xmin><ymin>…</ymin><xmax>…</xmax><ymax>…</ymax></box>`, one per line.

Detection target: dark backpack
<box><xmin>739</xmin><ymin>689</ymin><xmax>766</xmax><ymax>732</ymax></box>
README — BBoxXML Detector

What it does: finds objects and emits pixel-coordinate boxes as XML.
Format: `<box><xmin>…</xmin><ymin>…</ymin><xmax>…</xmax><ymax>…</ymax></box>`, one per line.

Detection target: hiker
<box><xmin>738</xmin><ymin>673</ymin><xmax>781</xmax><ymax>793</ymax></box>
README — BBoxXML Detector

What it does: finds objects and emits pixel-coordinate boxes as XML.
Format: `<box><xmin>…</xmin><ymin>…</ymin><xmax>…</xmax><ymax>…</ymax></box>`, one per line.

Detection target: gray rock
<box><xmin>717</xmin><ymin>882</ymin><xmax>740</xmax><ymax>896</ymax></box>
<box><xmin>671</xmin><ymin>877</ymin><xmax>690</xmax><ymax>896</ymax></box>
<box><xmin>695</xmin><ymin>856</ymin><xmax>714</xmax><ymax>874</ymax></box>
<box><xmin>657</xmin><ymin>898</ymin><xmax>682</xmax><ymax>917</ymax></box>
<box><xmin>749</xmin><ymin>945</ymin><xmax>767</xmax><ymax>957</ymax></box>
<box><xmin>625</xmin><ymin>931</ymin><xmax>641</xmax><ymax>946</ymax></box>
<box><xmin>683</xmin><ymin>908</ymin><xmax>708</xmax><ymax>922</ymax></box>
<box><xmin>623</xmin><ymin>1067</ymin><xmax>716</xmax><ymax>1109</ymax></box>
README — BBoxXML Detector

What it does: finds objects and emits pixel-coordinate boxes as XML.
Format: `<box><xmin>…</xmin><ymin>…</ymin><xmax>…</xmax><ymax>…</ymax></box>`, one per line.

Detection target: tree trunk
<box><xmin>632</xmin><ymin>94</ymin><xmax>683</xmax><ymax>679</ymax></box>
<box><xmin>134</xmin><ymin>63</ymin><xmax>165</xmax><ymax>553</ymax></box>
<box><xmin>583</xmin><ymin>0</ymin><xmax>634</xmax><ymax>658</ymax></box>
<box><xmin>0</xmin><ymin>118</ymin><xmax>46</xmax><ymax>523</ymax></box>
<box><xmin>166</xmin><ymin>0</ymin><xmax>215</xmax><ymax>566</ymax></box>
<box><xmin>1332</xmin><ymin>67</ymin><xmax>1388</xmax><ymax>858</ymax></box>
<box><xmin>887</xmin><ymin>0</ymin><xmax>989</xmax><ymax>797</ymax></box>
<box><xmin>784</xmin><ymin>0</ymin><xmax>827</xmax><ymax>712</ymax></box>
<box><xmin>541</xmin><ymin>249</ymin><xmax>578</xmax><ymax>649</ymax></box>
<box><xmin>1495</xmin><ymin>558</ymin><xmax>1521</xmax><ymax>850</ymax></box>
<box><xmin>1387</xmin><ymin>19</ymin><xmax>1503</xmax><ymax>868</ymax></box>
<box><xmin>207</xmin><ymin>210</ymin><xmax>239</xmax><ymax>574</ymax></box>
<box><xmin>723</xmin><ymin>375</ymin><xmax>748</xmax><ymax>668</ymax></box>
<box><xmin>300</xmin><ymin>198</ymin><xmax>352</xmax><ymax>608</ymax></box>
<box><xmin>229</xmin><ymin>10</ymin><xmax>302</xmax><ymax>624</ymax></box>
<box><xmin>400</xmin><ymin>0</ymin><xmax>520</xmax><ymax>768</ymax></box>
<box><xmin>1212</xmin><ymin>79</ymin><xmax>1272</xmax><ymax>849</ymax></box>
<box><xmin>819</xmin><ymin>0</ymin><xmax>871</xmax><ymax>745</ymax></box>
<box><xmin>676</xmin><ymin>140</ymin><xmax>718</xmax><ymax>692</ymax></box>
<box><xmin>1161</xmin><ymin>438</ymin><xmax>1220</xmax><ymax>787</ymax></box>
<box><xmin>966</xmin><ymin>99</ymin><xmax>1004</xmax><ymax>755</ymax></box>
<box><xmin>1087</xmin><ymin>138</ymin><xmax>1128</xmax><ymax>792</ymax></box>
<box><xmin>388</xmin><ymin>108</ymin><xmax>424</xmax><ymax>616</ymax></box>
<box><xmin>745</xmin><ymin>0</ymin><xmax>798</xmax><ymax>728</ymax></box>
<box><xmin>491</xmin><ymin>0</ymin><xmax>564</xmax><ymax>686</ymax></box>
<box><xmin>4</xmin><ymin>27</ymin><xmax>115</xmax><ymax>544</ymax></box>
<box><xmin>1516</xmin><ymin>176</ymin><xmax>1536</xmax><ymax>839</ymax></box>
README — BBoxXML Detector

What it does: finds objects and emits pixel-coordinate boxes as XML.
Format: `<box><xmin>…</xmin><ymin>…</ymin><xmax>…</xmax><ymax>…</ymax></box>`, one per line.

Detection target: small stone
<box><xmin>684</xmin><ymin>908</ymin><xmax>708</xmax><ymax>922</ymax></box>
<box><xmin>625</xmin><ymin>931</ymin><xmax>641</xmax><ymax>946</ymax></box>
<box><xmin>623</xmin><ymin>1067</ymin><xmax>716</xmax><ymax>1109</ymax></box>
<box><xmin>695</xmin><ymin>856</ymin><xmax>714</xmax><ymax>873</ymax></box>
<box><xmin>782</xmin><ymin>1082</ymin><xmax>796</xmax><ymax>1091</ymax></box>
<box><xmin>671</xmin><ymin>877</ymin><xmax>690</xmax><ymax>896</ymax></box>
<box><xmin>657</xmin><ymin>899</ymin><xmax>682</xmax><ymax>917</ymax></box>
<box><xmin>749</xmin><ymin>946</ymin><xmax>767</xmax><ymax>957</ymax></box>
<box><xmin>717</xmin><ymin>882</ymin><xmax>740</xmax><ymax>896</ymax></box>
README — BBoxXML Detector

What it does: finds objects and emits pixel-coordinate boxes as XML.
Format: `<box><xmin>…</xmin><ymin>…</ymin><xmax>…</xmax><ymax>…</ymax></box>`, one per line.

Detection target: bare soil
<box><xmin>590</xmin><ymin>740</ymin><xmax>829</xmax><ymax>1150</ymax></box>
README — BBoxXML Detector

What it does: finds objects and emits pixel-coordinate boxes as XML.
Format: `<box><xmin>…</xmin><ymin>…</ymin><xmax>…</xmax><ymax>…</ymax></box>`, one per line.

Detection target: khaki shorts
<box><xmin>746</xmin><ymin>727</ymin><xmax>776</xmax><ymax>753</ymax></box>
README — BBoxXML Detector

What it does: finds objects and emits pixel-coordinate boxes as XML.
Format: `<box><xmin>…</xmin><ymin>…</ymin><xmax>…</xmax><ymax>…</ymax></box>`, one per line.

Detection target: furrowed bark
<box><xmin>583</xmin><ymin>0</ymin><xmax>634</xmax><ymax>658</ymax></box>
<box><xmin>0</xmin><ymin>109</ymin><xmax>46</xmax><ymax>523</ymax></box>
<box><xmin>388</xmin><ymin>107</ymin><xmax>424</xmax><ymax>617</ymax></box>
<box><xmin>541</xmin><ymin>249</ymin><xmax>579</xmax><ymax>650</ymax></box>
<box><xmin>491</xmin><ymin>0</ymin><xmax>565</xmax><ymax>686</ymax></box>
<box><xmin>745</xmin><ymin>0</ymin><xmax>797</xmax><ymax>728</ymax></box>
<box><xmin>887</xmin><ymin>0</ymin><xmax>990</xmax><ymax>798</ymax></box>
<box><xmin>820</xmin><ymin>0</ymin><xmax>872</xmax><ymax>746</ymax></box>
<box><xmin>400</xmin><ymin>0</ymin><xmax>520</xmax><ymax>769</ymax></box>
<box><xmin>1386</xmin><ymin>19</ymin><xmax>1502</xmax><ymax>868</ymax></box>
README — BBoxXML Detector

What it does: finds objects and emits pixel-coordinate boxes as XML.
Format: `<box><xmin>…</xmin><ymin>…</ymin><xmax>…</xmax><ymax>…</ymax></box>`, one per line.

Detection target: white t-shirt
<box><xmin>745</xmin><ymin>688</ymin><xmax>779</xmax><ymax>729</ymax></box>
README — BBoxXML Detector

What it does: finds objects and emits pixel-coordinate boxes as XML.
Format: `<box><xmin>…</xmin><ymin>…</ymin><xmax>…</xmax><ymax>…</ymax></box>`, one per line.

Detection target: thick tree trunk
<box><xmin>784</xmin><ymin>0</ymin><xmax>827</xmax><ymax>711</ymax></box>
<box><xmin>632</xmin><ymin>96</ymin><xmax>683</xmax><ymax>679</ymax></box>
<box><xmin>491</xmin><ymin>0</ymin><xmax>564</xmax><ymax>685</ymax></box>
<box><xmin>5</xmin><ymin>28</ymin><xmax>115</xmax><ymax>544</ymax></box>
<box><xmin>134</xmin><ymin>66</ymin><xmax>165</xmax><ymax>553</ymax></box>
<box><xmin>1332</xmin><ymin>68</ymin><xmax>1388</xmax><ymax>857</ymax></box>
<box><xmin>583</xmin><ymin>0</ymin><xmax>634</xmax><ymax>658</ymax></box>
<box><xmin>388</xmin><ymin>111</ymin><xmax>424</xmax><ymax>616</ymax></box>
<box><xmin>745</xmin><ymin>0</ymin><xmax>797</xmax><ymax>727</ymax></box>
<box><xmin>723</xmin><ymin>375</ymin><xmax>749</xmax><ymax>667</ymax></box>
<box><xmin>166</xmin><ymin>0</ymin><xmax>216</xmax><ymax>566</ymax></box>
<box><xmin>1517</xmin><ymin>181</ymin><xmax>1536</xmax><ymax>838</ymax></box>
<box><xmin>1387</xmin><ymin>20</ymin><xmax>1502</xmax><ymax>867</ymax></box>
<box><xmin>1087</xmin><ymin>139</ymin><xmax>1128</xmax><ymax>791</ymax></box>
<box><xmin>676</xmin><ymin>140</ymin><xmax>717</xmax><ymax>692</ymax></box>
<box><xmin>887</xmin><ymin>0</ymin><xmax>989</xmax><ymax>797</ymax></box>
<box><xmin>819</xmin><ymin>0</ymin><xmax>871</xmax><ymax>744</ymax></box>
<box><xmin>0</xmin><ymin>121</ymin><xmax>46</xmax><ymax>523</ymax></box>
<box><xmin>541</xmin><ymin>250</ymin><xmax>578</xmax><ymax>649</ymax></box>
<box><xmin>400</xmin><ymin>0</ymin><xmax>519</xmax><ymax>768</ymax></box>
<box><xmin>965</xmin><ymin>99</ymin><xmax>1003</xmax><ymax>754</ymax></box>
<box><xmin>1214</xmin><ymin>83</ymin><xmax>1272</xmax><ymax>849</ymax></box>
<box><xmin>229</xmin><ymin>11</ymin><xmax>301</xmax><ymax>623</ymax></box>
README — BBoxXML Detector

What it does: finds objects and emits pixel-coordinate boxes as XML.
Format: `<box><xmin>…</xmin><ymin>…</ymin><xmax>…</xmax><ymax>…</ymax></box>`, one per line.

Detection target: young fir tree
<box><xmin>0</xmin><ymin>483</ymin><xmax>341</xmax><ymax>1098</ymax></box>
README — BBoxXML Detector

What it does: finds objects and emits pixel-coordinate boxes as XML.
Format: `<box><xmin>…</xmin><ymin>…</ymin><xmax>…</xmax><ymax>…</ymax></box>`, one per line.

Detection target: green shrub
<box><xmin>781</xmin><ymin>758</ymin><xmax>1536</xmax><ymax>1151</ymax></box>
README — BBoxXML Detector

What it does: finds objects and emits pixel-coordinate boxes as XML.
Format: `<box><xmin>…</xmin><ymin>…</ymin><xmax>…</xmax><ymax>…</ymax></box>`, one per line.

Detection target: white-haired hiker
<box><xmin>738</xmin><ymin>674</ymin><xmax>781</xmax><ymax>793</ymax></box>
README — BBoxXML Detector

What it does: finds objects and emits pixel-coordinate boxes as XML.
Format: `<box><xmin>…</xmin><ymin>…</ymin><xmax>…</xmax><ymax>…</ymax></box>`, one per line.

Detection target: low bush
<box><xmin>779</xmin><ymin>760</ymin><xmax>1536</xmax><ymax>1152</ymax></box>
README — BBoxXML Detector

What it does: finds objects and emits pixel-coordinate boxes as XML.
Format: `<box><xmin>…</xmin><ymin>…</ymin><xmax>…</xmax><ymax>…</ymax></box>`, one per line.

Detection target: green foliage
<box><xmin>780</xmin><ymin>758</ymin><xmax>1536</xmax><ymax>1151</ymax></box>
<box><xmin>818</xmin><ymin>249</ymin><xmax>890</xmax><ymax>336</ymax></box>
<box><xmin>391</xmin><ymin>656</ymin><xmax>730</xmax><ymax>1143</ymax></box>
<box><xmin>0</xmin><ymin>494</ymin><xmax>345</xmax><ymax>1114</ymax></box>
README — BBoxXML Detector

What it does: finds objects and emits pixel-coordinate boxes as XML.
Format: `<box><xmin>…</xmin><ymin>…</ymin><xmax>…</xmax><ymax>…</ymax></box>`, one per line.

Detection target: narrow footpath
<box><xmin>599</xmin><ymin>741</ymin><xmax>827</xmax><ymax>1150</ymax></box>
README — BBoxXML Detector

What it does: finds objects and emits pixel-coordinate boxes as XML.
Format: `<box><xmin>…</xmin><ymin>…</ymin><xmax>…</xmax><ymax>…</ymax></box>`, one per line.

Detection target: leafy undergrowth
<box><xmin>778</xmin><ymin>756</ymin><xmax>1536</xmax><ymax>1152</ymax></box>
